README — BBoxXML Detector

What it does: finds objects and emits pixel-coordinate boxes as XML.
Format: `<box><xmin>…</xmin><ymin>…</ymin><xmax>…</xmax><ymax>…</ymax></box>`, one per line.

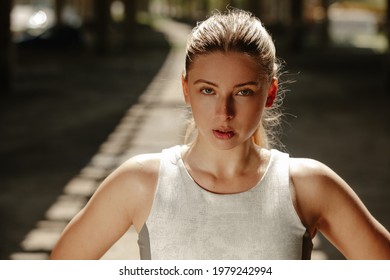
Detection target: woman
<box><xmin>50</xmin><ymin>9</ymin><xmax>390</xmax><ymax>260</ymax></box>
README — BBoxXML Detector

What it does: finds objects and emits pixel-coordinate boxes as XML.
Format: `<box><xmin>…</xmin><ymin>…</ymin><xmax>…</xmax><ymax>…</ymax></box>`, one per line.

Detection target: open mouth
<box><xmin>212</xmin><ymin>129</ymin><xmax>236</xmax><ymax>140</ymax></box>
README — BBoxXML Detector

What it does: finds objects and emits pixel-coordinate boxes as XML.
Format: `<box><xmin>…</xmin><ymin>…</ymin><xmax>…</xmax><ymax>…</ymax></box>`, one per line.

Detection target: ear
<box><xmin>265</xmin><ymin>77</ymin><xmax>278</xmax><ymax>108</ymax></box>
<box><xmin>182</xmin><ymin>75</ymin><xmax>191</xmax><ymax>105</ymax></box>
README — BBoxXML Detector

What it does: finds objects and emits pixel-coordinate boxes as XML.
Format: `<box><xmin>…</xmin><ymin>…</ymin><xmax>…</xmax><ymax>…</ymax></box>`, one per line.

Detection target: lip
<box><xmin>212</xmin><ymin>129</ymin><xmax>236</xmax><ymax>140</ymax></box>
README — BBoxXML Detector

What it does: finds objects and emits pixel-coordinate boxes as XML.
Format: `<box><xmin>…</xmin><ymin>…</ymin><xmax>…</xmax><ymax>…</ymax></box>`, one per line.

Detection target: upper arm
<box><xmin>290</xmin><ymin>158</ymin><xmax>390</xmax><ymax>259</ymax></box>
<box><xmin>50</xmin><ymin>154</ymin><xmax>160</xmax><ymax>260</ymax></box>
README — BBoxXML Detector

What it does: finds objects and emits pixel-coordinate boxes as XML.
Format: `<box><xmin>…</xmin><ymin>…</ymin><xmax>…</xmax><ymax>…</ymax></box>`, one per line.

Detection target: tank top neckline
<box><xmin>173</xmin><ymin>145</ymin><xmax>276</xmax><ymax>196</ymax></box>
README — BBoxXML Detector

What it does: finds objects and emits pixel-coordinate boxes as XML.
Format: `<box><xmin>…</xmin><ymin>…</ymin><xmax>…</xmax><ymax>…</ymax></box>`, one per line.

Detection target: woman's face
<box><xmin>182</xmin><ymin>51</ymin><xmax>277</xmax><ymax>150</ymax></box>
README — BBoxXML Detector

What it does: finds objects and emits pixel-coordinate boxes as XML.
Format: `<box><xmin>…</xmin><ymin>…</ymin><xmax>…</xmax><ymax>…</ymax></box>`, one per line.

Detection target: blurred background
<box><xmin>0</xmin><ymin>0</ymin><xmax>389</xmax><ymax>260</ymax></box>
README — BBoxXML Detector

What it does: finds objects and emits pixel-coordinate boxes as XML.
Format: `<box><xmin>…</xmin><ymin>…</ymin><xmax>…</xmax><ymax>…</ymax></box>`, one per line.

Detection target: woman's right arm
<box><xmin>49</xmin><ymin>154</ymin><xmax>159</xmax><ymax>259</ymax></box>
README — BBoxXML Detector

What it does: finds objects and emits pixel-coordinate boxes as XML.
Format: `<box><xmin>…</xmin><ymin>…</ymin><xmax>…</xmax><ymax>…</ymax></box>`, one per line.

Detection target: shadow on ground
<box><xmin>0</xmin><ymin>23</ymin><xmax>170</xmax><ymax>259</ymax></box>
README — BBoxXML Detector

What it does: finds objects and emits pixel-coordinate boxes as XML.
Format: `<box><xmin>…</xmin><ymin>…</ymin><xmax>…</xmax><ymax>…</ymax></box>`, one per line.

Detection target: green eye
<box><xmin>237</xmin><ymin>89</ymin><xmax>254</xmax><ymax>96</ymax></box>
<box><xmin>201</xmin><ymin>88</ymin><xmax>214</xmax><ymax>95</ymax></box>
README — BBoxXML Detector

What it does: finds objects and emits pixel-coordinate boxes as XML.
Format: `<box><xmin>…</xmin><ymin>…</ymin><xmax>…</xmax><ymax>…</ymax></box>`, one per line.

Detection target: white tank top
<box><xmin>138</xmin><ymin>145</ymin><xmax>312</xmax><ymax>259</ymax></box>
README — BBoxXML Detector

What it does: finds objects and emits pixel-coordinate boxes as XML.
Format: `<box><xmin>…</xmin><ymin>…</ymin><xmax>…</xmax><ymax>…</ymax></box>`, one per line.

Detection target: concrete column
<box><xmin>248</xmin><ymin>0</ymin><xmax>261</xmax><ymax>17</ymax></box>
<box><xmin>0</xmin><ymin>0</ymin><xmax>12</xmax><ymax>94</ymax></box>
<box><xmin>124</xmin><ymin>0</ymin><xmax>136</xmax><ymax>30</ymax></box>
<box><xmin>55</xmin><ymin>0</ymin><xmax>65</xmax><ymax>25</ymax></box>
<box><xmin>386</xmin><ymin>0</ymin><xmax>390</xmax><ymax>93</ymax></box>
<box><xmin>94</xmin><ymin>0</ymin><xmax>111</xmax><ymax>54</ymax></box>
<box><xmin>290</xmin><ymin>0</ymin><xmax>304</xmax><ymax>52</ymax></box>
<box><xmin>320</xmin><ymin>0</ymin><xmax>331</xmax><ymax>49</ymax></box>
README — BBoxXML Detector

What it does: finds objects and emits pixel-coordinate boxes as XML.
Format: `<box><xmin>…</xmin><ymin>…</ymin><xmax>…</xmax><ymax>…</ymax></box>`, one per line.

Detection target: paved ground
<box><xmin>1</xmin><ymin>18</ymin><xmax>389</xmax><ymax>260</ymax></box>
<box><xmin>0</xmin><ymin>20</ymin><xmax>171</xmax><ymax>259</ymax></box>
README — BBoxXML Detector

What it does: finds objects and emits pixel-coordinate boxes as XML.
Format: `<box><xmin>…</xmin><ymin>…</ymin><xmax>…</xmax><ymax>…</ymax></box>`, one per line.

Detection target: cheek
<box><xmin>237</xmin><ymin>102</ymin><xmax>264</xmax><ymax>127</ymax></box>
<box><xmin>238</xmin><ymin>99</ymin><xmax>263</xmax><ymax>116</ymax></box>
<box><xmin>190</xmin><ymin>97</ymin><xmax>213</xmax><ymax>121</ymax></box>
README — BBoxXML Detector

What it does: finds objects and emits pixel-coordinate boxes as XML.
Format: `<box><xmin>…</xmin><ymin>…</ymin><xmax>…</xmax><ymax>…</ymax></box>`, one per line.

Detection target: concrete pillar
<box><xmin>94</xmin><ymin>0</ymin><xmax>111</xmax><ymax>54</ymax></box>
<box><xmin>55</xmin><ymin>0</ymin><xmax>65</xmax><ymax>25</ymax></box>
<box><xmin>386</xmin><ymin>0</ymin><xmax>390</xmax><ymax>93</ymax></box>
<box><xmin>124</xmin><ymin>0</ymin><xmax>136</xmax><ymax>30</ymax></box>
<box><xmin>320</xmin><ymin>0</ymin><xmax>331</xmax><ymax>48</ymax></box>
<box><xmin>248</xmin><ymin>0</ymin><xmax>261</xmax><ymax>17</ymax></box>
<box><xmin>290</xmin><ymin>0</ymin><xmax>304</xmax><ymax>52</ymax></box>
<box><xmin>0</xmin><ymin>0</ymin><xmax>12</xmax><ymax>94</ymax></box>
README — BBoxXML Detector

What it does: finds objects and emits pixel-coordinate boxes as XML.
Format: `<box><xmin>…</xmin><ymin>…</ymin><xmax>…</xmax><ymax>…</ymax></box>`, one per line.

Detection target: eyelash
<box><xmin>199</xmin><ymin>88</ymin><xmax>255</xmax><ymax>96</ymax></box>
<box><xmin>201</xmin><ymin>88</ymin><xmax>214</xmax><ymax>95</ymax></box>
<box><xmin>237</xmin><ymin>89</ymin><xmax>255</xmax><ymax>96</ymax></box>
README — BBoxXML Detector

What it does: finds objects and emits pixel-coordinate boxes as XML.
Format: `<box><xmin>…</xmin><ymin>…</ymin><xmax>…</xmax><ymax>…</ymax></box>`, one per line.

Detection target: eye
<box><xmin>201</xmin><ymin>88</ymin><xmax>215</xmax><ymax>95</ymax></box>
<box><xmin>236</xmin><ymin>89</ymin><xmax>255</xmax><ymax>96</ymax></box>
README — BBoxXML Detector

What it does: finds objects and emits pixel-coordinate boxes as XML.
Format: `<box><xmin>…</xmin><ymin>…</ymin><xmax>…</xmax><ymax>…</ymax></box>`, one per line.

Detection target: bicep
<box><xmin>50</xmin><ymin>166</ymin><xmax>139</xmax><ymax>259</ymax></box>
<box><xmin>50</xmin><ymin>208</ymin><xmax>130</xmax><ymax>259</ymax></box>
<box><xmin>291</xmin><ymin>159</ymin><xmax>390</xmax><ymax>259</ymax></box>
<box><xmin>317</xmin><ymin>171</ymin><xmax>390</xmax><ymax>259</ymax></box>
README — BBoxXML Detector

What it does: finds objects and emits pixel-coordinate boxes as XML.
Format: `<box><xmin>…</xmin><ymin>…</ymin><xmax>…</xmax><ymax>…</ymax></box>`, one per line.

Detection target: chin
<box><xmin>201</xmin><ymin>137</ymin><xmax>234</xmax><ymax>150</ymax></box>
<box><xmin>209</xmin><ymin>138</ymin><xmax>250</xmax><ymax>151</ymax></box>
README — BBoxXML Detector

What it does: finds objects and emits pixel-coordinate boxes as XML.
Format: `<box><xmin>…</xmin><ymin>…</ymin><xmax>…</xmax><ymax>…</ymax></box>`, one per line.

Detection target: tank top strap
<box><xmin>262</xmin><ymin>149</ymin><xmax>290</xmax><ymax>193</ymax></box>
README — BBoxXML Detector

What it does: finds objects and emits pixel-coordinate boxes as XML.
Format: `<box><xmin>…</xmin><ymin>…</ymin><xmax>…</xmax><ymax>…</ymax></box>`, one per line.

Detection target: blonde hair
<box><xmin>183</xmin><ymin>9</ymin><xmax>284</xmax><ymax>148</ymax></box>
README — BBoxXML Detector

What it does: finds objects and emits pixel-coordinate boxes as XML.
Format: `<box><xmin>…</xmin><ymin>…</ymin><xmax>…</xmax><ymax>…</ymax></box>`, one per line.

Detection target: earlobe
<box><xmin>265</xmin><ymin>78</ymin><xmax>278</xmax><ymax>108</ymax></box>
<box><xmin>181</xmin><ymin>76</ymin><xmax>190</xmax><ymax>105</ymax></box>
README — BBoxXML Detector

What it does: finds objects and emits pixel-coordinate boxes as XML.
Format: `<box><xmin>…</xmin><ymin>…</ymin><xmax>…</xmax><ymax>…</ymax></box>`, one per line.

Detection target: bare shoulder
<box><xmin>116</xmin><ymin>153</ymin><xmax>161</xmax><ymax>185</ymax></box>
<box><xmin>288</xmin><ymin>157</ymin><xmax>361</xmax><ymax>222</ymax></box>
<box><xmin>289</xmin><ymin>157</ymin><xmax>338</xmax><ymax>208</ymax></box>
<box><xmin>100</xmin><ymin>152</ymin><xmax>161</xmax><ymax>195</ymax></box>
<box><xmin>50</xmin><ymin>153</ymin><xmax>161</xmax><ymax>259</ymax></box>
<box><xmin>289</xmin><ymin>157</ymin><xmax>351</xmax><ymax>200</ymax></box>
<box><xmin>289</xmin><ymin>157</ymin><xmax>334</xmax><ymax>181</ymax></box>
<box><xmin>110</xmin><ymin>152</ymin><xmax>161</xmax><ymax>199</ymax></box>
<box><xmin>289</xmin><ymin>157</ymin><xmax>390</xmax><ymax>259</ymax></box>
<box><xmin>89</xmin><ymin>152</ymin><xmax>161</xmax><ymax>231</ymax></box>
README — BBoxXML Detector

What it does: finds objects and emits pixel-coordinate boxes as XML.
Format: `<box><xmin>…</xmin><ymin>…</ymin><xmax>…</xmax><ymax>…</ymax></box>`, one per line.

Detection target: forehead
<box><xmin>187</xmin><ymin>51</ymin><xmax>263</xmax><ymax>82</ymax></box>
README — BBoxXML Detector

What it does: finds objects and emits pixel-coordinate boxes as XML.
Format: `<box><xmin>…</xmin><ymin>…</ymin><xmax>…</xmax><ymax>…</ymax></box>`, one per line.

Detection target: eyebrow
<box><xmin>193</xmin><ymin>79</ymin><xmax>259</xmax><ymax>88</ymax></box>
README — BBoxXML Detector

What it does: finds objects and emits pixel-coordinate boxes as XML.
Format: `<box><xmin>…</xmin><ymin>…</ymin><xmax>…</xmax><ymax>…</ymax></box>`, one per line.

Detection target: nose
<box><xmin>215</xmin><ymin>96</ymin><xmax>234</xmax><ymax>120</ymax></box>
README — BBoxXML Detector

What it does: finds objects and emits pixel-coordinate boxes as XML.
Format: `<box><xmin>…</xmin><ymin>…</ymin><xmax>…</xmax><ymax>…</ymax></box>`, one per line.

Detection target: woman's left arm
<box><xmin>290</xmin><ymin>158</ymin><xmax>390</xmax><ymax>259</ymax></box>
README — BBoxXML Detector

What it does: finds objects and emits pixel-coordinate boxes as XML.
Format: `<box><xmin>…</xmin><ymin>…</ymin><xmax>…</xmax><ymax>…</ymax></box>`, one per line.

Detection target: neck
<box><xmin>183</xmin><ymin>137</ymin><xmax>261</xmax><ymax>178</ymax></box>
